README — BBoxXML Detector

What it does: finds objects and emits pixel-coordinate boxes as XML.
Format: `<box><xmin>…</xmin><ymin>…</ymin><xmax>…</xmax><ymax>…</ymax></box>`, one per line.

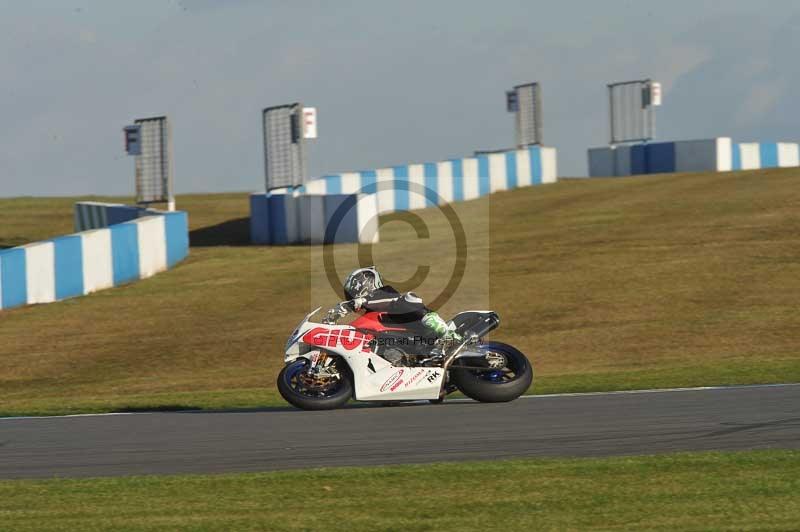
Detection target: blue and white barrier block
<box><xmin>589</xmin><ymin>137</ymin><xmax>800</xmax><ymax>177</ymax></box>
<box><xmin>250</xmin><ymin>192</ymin><xmax>379</xmax><ymax>245</ymax></box>
<box><xmin>732</xmin><ymin>142</ymin><xmax>800</xmax><ymax>170</ymax></box>
<box><xmin>0</xmin><ymin>211</ymin><xmax>189</xmax><ymax>311</ymax></box>
<box><xmin>81</xmin><ymin>228</ymin><xmax>114</xmax><ymax>294</ymax></box>
<box><xmin>22</xmin><ymin>241</ymin><xmax>56</xmax><ymax>305</ymax></box>
<box><xmin>300</xmin><ymin>145</ymin><xmax>558</xmax><ymax>215</ymax></box>
<box><xmin>252</xmin><ymin>145</ymin><xmax>557</xmax><ymax>245</ymax></box>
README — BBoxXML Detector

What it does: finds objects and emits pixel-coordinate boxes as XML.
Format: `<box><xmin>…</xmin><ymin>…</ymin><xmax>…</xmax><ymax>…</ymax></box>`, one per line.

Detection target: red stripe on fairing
<box><xmin>350</xmin><ymin>312</ymin><xmax>407</xmax><ymax>332</ymax></box>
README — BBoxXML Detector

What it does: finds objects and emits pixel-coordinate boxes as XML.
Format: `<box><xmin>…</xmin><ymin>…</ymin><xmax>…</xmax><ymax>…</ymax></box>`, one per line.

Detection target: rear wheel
<box><xmin>449</xmin><ymin>342</ymin><xmax>533</xmax><ymax>403</ymax></box>
<box><xmin>277</xmin><ymin>358</ymin><xmax>353</xmax><ymax>410</ymax></box>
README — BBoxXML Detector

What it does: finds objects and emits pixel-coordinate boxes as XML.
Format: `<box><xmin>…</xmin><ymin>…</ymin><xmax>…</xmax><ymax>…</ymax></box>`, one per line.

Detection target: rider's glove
<box><xmin>326</xmin><ymin>302</ymin><xmax>350</xmax><ymax>323</ymax></box>
<box><xmin>352</xmin><ymin>297</ymin><xmax>367</xmax><ymax>311</ymax></box>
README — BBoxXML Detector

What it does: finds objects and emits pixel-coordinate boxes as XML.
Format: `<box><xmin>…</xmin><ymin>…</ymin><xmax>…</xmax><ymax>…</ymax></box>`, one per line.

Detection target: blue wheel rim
<box><xmin>285</xmin><ymin>359</ymin><xmax>345</xmax><ymax>397</ymax></box>
<box><xmin>471</xmin><ymin>345</ymin><xmax>524</xmax><ymax>384</ymax></box>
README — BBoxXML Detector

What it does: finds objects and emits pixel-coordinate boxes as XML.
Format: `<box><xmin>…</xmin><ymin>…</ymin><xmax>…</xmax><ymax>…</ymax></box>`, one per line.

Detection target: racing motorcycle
<box><xmin>277</xmin><ymin>304</ymin><xmax>533</xmax><ymax>410</ymax></box>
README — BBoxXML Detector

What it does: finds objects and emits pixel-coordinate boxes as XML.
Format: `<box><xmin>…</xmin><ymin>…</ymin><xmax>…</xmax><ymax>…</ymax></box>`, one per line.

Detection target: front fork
<box><xmin>307</xmin><ymin>351</ymin><xmax>338</xmax><ymax>377</ymax></box>
<box><xmin>307</xmin><ymin>350</ymin><xmax>325</xmax><ymax>369</ymax></box>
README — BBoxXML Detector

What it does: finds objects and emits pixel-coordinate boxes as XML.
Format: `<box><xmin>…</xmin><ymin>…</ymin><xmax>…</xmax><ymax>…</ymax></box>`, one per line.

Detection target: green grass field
<box><xmin>1</xmin><ymin>450</ymin><xmax>798</xmax><ymax>531</ymax></box>
<box><xmin>1</xmin><ymin>168</ymin><xmax>799</xmax><ymax>415</ymax></box>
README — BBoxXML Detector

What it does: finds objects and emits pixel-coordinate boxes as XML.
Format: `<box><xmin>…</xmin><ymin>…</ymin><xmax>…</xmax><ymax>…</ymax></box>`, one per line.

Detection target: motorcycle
<box><xmin>277</xmin><ymin>303</ymin><xmax>533</xmax><ymax>410</ymax></box>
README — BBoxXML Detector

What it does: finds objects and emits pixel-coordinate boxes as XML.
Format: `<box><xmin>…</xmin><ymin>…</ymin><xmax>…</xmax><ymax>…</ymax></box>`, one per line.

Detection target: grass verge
<box><xmin>1</xmin><ymin>450</ymin><xmax>798</xmax><ymax>531</ymax></box>
<box><xmin>1</xmin><ymin>169</ymin><xmax>799</xmax><ymax>415</ymax></box>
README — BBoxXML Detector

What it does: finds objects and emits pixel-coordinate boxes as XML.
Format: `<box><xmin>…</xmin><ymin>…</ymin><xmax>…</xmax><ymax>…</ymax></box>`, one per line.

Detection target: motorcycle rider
<box><xmin>329</xmin><ymin>266</ymin><xmax>460</xmax><ymax>342</ymax></box>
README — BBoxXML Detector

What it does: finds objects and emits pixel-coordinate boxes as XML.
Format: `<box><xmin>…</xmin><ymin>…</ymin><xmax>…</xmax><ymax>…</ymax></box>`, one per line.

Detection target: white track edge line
<box><xmin>448</xmin><ymin>382</ymin><xmax>800</xmax><ymax>402</ymax></box>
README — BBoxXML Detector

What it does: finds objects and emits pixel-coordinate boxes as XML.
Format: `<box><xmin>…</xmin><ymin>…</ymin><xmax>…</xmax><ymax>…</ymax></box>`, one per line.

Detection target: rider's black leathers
<box><xmin>346</xmin><ymin>286</ymin><xmax>430</xmax><ymax>326</ymax></box>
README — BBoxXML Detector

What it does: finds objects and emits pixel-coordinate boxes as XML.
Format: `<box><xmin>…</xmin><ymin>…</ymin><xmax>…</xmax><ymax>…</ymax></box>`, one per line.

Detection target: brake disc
<box><xmin>485</xmin><ymin>351</ymin><xmax>507</xmax><ymax>369</ymax></box>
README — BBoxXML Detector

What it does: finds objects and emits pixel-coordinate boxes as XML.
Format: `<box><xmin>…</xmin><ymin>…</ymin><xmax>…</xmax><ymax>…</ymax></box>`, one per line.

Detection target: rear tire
<box><xmin>450</xmin><ymin>342</ymin><xmax>533</xmax><ymax>403</ymax></box>
<box><xmin>277</xmin><ymin>358</ymin><xmax>353</xmax><ymax>411</ymax></box>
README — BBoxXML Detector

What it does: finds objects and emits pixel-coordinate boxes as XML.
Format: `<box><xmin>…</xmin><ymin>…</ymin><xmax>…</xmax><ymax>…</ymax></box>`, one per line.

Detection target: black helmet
<box><xmin>343</xmin><ymin>266</ymin><xmax>383</xmax><ymax>300</ymax></box>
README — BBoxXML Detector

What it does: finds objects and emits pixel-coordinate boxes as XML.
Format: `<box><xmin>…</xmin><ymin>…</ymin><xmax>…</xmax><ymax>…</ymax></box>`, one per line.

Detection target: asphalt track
<box><xmin>1</xmin><ymin>384</ymin><xmax>799</xmax><ymax>479</ymax></box>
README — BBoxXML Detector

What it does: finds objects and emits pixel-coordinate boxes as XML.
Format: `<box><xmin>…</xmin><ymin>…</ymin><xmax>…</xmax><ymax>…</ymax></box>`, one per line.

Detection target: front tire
<box><xmin>450</xmin><ymin>342</ymin><xmax>533</xmax><ymax>403</ymax></box>
<box><xmin>277</xmin><ymin>358</ymin><xmax>353</xmax><ymax>411</ymax></box>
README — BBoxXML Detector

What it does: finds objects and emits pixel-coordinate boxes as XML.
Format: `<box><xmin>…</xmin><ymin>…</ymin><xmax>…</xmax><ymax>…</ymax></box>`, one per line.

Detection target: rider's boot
<box><xmin>421</xmin><ymin>311</ymin><xmax>448</xmax><ymax>336</ymax></box>
<box><xmin>421</xmin><ymin>312</ymin><xmax>461</xmax><ymax>340</ymax></box>
<box><xmin>422</xmin><ymin>312</ymin><xmax>461</xmax><ymax>359</ymax></box>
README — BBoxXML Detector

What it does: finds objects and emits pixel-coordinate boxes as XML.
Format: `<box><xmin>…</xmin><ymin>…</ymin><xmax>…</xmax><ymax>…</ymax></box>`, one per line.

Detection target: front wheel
<box><xmin>449</xmin><ymin>342</ymin><xmax>533</xmax><ymax>403</ymax></box>
<box><xmin>277</xmin><ymin>358</ymin><xmax>353</xmax><ymax>410</ymax></box>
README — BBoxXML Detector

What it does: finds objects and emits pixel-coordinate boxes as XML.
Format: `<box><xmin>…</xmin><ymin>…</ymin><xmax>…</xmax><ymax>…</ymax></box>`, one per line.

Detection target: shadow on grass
<box><xmin>189</xmin><ymin>217</ymin><xmax>250</xmax><ymax>247</ymax></box>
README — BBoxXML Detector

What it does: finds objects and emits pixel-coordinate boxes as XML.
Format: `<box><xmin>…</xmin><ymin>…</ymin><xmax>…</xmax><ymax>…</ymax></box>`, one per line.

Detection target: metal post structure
<box><xmin>608</xmin><ymin>79</ymin><xmax>662</xmax><ymax>146</ymax></box>
<box><xmin>262</xmin><ymin>103</ymin><xmax>317</xmax><ymax>191</ymax></box>
<box><xmin>125</xmin><ymin>116</ymin><xmax>175</xmax><ymax>211</ymax></box>
<box><xmin>506</xmin><ymin>82</ymin><xmax>543</xmax><ymax>147</ymax></box>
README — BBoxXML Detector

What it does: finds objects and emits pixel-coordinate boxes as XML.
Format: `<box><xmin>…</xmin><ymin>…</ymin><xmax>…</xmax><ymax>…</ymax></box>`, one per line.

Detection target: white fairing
<box><xmin>284</xmin><ymin>313</ymin><xmax>444</xmax><ymax>401</ymax></box>
<box><xmin>353</xmin><ymin>362</ymin><xmax>444</xmax><ymax>401</ymax></box>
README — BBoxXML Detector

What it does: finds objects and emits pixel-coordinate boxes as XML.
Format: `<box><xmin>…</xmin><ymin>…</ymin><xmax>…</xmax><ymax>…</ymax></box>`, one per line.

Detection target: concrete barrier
<box><xmin>0</xmin><ymin>209</ymin><xmax>189</xmax><ymax>311</ymax></box>
<box><xmin>588</xmin><ymin>138</ymin><xmax>733</xmax><ymax>177</ymax></box>
<box><xmin>250</xmin><ymin>192</ymin><xmax>379</xmax><ymax>245</ymax></box>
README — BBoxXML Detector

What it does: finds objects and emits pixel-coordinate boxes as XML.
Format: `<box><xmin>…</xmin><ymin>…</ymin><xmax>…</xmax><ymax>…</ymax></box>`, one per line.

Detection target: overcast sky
<box><xmin>2</xmin><ymin>0</ymin><xmax>799</xmax><ymax>197</ymax></box>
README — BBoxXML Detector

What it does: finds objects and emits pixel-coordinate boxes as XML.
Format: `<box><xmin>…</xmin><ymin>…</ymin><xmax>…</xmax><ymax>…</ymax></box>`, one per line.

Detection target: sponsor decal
<box><xmin>380</xmin><ymin>369</ymin><xmax>404</xmax><ymax>392</ymax></box>
<box><xmin>404</xmin><ymin>369</ymin><xmax>427</xmax><ymax>388</ymax></box>
<box><xmin>390</xmin><ymin>380</ymin><xmax>404</xmax><ymax>392</ymax></box>
<box><xmin>426</xmin><ymin>371</ymin><xmax>442</xmax><ymax>383</ymax></box>
<box><xmin>302</xmin><ymin>327</ymin><xmax>374</xmax><ymax>353</ymax></box>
